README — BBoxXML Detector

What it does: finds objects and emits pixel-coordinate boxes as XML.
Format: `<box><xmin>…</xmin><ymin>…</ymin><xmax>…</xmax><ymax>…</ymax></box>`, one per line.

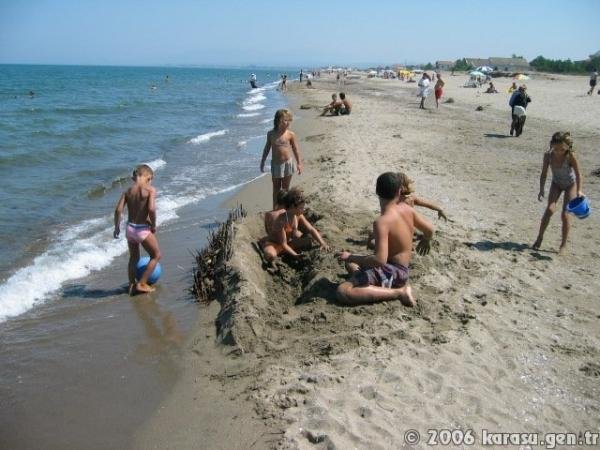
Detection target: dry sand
<box><xmin>135</xmin><ymin>72</ymin><xmax>600</xmax><ymax>449</ymax></box>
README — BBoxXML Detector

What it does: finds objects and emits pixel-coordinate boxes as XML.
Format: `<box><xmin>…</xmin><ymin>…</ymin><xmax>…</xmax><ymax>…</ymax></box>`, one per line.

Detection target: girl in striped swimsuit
<box><xmin>532</xmin><ymin>132</ymin><xmax>584</xmax><ymax>255</ymax></box>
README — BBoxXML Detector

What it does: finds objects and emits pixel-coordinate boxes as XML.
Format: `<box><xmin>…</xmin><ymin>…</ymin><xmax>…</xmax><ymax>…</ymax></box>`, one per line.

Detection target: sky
<box><xmin>1</xmin><ymin>0</ymin><xmax>599</xmax><ymax>67</ymax></box>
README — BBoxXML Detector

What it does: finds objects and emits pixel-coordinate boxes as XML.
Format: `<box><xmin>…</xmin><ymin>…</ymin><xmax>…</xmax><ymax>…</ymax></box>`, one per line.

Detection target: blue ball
<box><xmin>135</xmin><ymin>256</ymin><xmax>162</xmax><ymax>284</ymax></box>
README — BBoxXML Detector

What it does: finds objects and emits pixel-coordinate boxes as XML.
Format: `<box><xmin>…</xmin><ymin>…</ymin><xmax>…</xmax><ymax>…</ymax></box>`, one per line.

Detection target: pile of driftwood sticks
<box><xmin>192</xmin><ymin>205</ymin><xmax>246</xmax><ymax>303</ymax></box>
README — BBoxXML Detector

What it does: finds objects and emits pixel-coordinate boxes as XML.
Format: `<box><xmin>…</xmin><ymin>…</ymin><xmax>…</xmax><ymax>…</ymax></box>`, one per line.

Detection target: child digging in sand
<box><xmin>114</xmin><ymin>164</ymin><xmax>162</xmax><ymax>295</ymax></box>
<box><xmin>260</xmin><ymin>188</ymin><xmax>329</xmax><ymax>262</ymax></box>
<box><xmin>366</xmin><ymin>172</ymin><xmax>446</xmax><ymax>249</ymax></box>
<box><xmin>533</xmin><ymin>132</ymin><xmax>584</xmax><ymax>255</ymax></box>
<box><xmin>260</xmin><ymin>109</ymin><xmax>303</xmax><ymax>208</ymax></box>
<box><xmin>337</xmin><ymin>172</ymin><xmax>435</xmax><ymax>306</ymax></box>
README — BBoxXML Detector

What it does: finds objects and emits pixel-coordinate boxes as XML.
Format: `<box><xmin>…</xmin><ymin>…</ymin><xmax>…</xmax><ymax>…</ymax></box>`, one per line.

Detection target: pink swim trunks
<box><xmin>126</xmin><ymin>222</ymin><xmax>152</xmax><ymax>244</ymax></box>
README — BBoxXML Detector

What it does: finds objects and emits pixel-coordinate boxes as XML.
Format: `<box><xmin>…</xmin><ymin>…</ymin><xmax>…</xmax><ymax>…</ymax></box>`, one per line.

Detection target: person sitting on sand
<box><xmin>260</xmin><ymin>188</ymin><xmax>329</xmax><ymax>262</ymax></box>
<box><xmin>339</xmin><ymin>92</ymin><xmax>352</xmax><ymax>115</ymax></box>
<box><xmin>321</xmin><ymin>93</ymin><xmax>343</xmax><ymax>116</ymax></box>
<box><xmin>485</xmin><ymin>82</ymin><xmax>498</xmax><ymax>93</ymax></box>
<box><xmin>507</xmin><ymin>82</ymin><xmax>517</xmax><ymax>93</ymax></box>
<box><xmin>336</xmin><ymin>172</ymin><xmax>435</xmax><ymax>306</ymax></box>
<box><xmin>532</xmin><ymin>132</ymin><xmax>584</xmax><ymax>255</ymax></box>
<box><xmin>367</xmin><ymin>172</ymin><xmax>446</xmax><ymax>249</ymax></box>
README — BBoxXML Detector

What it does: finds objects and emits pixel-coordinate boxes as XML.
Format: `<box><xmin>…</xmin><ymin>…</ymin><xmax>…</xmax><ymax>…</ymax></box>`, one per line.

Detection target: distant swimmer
<box><xmin>249</xmin><ymin>73</ymin><xmax>258</xmax><ymax>89</ymax></box>
<box><xmin>165</xmin><ymin>74</ymin><xmax>170</xmax><ymax>83</ymax></box>
<box><xmin>29</xmin><ymin>90</ymin><xmax>35</xmax><ymax>98</ymax></box>
<box><xmin>151</xmin><ymin>85</ymin><xmax>158</xmax><ymax>91</ymax></box>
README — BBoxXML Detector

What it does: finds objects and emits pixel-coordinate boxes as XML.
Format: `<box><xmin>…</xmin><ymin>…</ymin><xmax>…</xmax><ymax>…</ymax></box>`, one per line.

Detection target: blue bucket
<box><xmin>136</xmin><ymin>256</ymin><xmax>162</xmax><ymax>284</ymax></box>
<box><xmin>566</xmin><ymin>196</ymin><xmax>590</xmax><ymax>219</ymax></box>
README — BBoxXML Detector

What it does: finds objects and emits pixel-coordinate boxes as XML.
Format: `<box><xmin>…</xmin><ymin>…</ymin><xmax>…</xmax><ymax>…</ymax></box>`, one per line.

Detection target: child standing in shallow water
<box><xmin>533</xmin><ymin>132</ymin><xmax>584</xmax><ymax>255</ymax></box>
<box><xmin>114</xmin><ymin>164</ymin><xmax>162</xmax><ymax>295</ymax></box>
<box><xmin>260</xmin><ymin>109</ymin><xmax>303</xmax><ymax>208</ymax></box>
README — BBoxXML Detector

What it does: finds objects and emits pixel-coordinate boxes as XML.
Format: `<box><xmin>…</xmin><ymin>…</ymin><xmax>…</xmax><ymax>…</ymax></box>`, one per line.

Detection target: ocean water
<box><xmin>0</xmin><ymin>64</ymin><xmax>287</xmax><ymax>323</ymax></box>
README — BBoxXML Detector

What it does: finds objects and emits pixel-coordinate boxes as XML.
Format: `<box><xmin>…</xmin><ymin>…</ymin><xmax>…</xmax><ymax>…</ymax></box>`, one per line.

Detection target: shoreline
<box><xmin>136</xmin><ymin>73</ymin><xmax>600</xmax><ymax>448</ymax></box>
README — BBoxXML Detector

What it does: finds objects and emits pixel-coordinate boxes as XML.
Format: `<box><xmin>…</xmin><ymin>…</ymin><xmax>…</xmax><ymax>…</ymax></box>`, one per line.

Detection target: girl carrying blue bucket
<box><xmin>532</xmin><ymin>132</ymin><xmax>585</xmax><ymax>255</ymax></box>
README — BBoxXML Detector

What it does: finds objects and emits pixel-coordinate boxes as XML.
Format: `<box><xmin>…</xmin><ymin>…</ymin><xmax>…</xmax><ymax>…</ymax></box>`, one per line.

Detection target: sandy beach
<box><xmin>135</xmin><ymin>72</ymin><xmax>600</xmax><ymax>449</ymax></box>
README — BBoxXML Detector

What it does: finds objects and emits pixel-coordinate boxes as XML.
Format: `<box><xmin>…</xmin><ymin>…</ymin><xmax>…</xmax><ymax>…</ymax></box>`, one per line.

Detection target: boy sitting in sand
<box><xmin>321</xmin><ymin>93</ymin><xmax>343</xmax><ymax>116</ymax></box>
<box><xmin>260</xmin><ymin>109</ymin><xmax>303</xmax><ymax>208</ymax></box>
<box><xmin>260</xmin><ymin>188</ymin><xmax>329</xmax><ymax>262</ymax></box>
<box><xmin>339</xmin><ymin>92</ymin><xmax>352</xmax><ymax>115</ymax></box>
<box><xmin>114</xmin><ymin>164</ymin><xmax>162</xmax><ymax>295</ymax></box>
<box><xmin>366</xmin><ymin>172</ymin><xmax>446</xmax><ymax>249</ymax></box>
<box><xmin>337</xmin><ymin>172</ymin><xmax>435</xmax><ymax>306</ymax></box>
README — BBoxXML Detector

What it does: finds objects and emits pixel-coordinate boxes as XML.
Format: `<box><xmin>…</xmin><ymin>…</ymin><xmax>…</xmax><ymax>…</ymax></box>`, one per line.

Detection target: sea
<box><xmin>0</xmin><ymin>64</ymin><xmax>290</xmax><ymax>322</ymax></box>
<box><xmin>0</xmin><ymin>65</ymin><xmax>290</xmax><ymax>449</ymax></box>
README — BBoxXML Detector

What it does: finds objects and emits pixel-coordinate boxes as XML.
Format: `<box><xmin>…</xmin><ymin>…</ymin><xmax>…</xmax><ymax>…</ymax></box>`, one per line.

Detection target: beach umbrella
<box><xmin>469</xmin><ymin>71</ymin><xmax>485</xmax><ymax>77</ymax></box>
<box><xmin>476</xmin><ymin>66</ymin><xmax>494</xmax><ymax>73</ymax></box>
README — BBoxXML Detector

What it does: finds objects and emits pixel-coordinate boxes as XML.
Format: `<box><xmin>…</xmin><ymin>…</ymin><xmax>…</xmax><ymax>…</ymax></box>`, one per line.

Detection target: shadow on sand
<box><xmin>62</xmin><ymin>284</ymin><xmax>126</xmax><ymax>299</ymax></box>
<box><xmin>465</xmin><ymin>240</ymin><xmax>553</xmax><ymax>261</ymax></box>
<box><xmin>484</xmin><ymin>133</ymin><xmax>511</xmax><ymax>139</ymax></box>
<box><xmin>464</xmin><ymin>240</ymin><xmax>529</xmax><ymax>252</ymax></box>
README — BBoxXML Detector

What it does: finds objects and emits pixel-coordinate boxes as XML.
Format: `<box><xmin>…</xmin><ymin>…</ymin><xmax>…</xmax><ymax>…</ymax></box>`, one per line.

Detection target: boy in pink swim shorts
<box><xmin>113</xmin><ymin>164</ymin><xmax>162</xmax><ymax>295</ymax></box>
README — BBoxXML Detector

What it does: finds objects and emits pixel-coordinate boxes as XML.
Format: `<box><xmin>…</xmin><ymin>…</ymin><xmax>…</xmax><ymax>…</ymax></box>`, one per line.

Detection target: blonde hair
<box><xmin>273</xmin><ymin>109</ymin><xmax>292</xmax><ymax>130</ymax></box>
<box><xmin>396</xmin><ymin>172</ymin><xmax>415</xmax><ymax>195</ymax></box>
<box><xmin>133</xmin><ymin>164</ymin><xmax>154</xmax><ymax>180</ymax></box>
<box><xmin>550</xmin><ymin>131</ymin><xmax>574</xmax><ymax>158</ymax></box>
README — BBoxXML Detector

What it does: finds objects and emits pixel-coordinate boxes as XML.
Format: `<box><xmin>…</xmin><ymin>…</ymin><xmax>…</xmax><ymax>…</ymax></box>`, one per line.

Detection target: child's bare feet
<box><xmin>558</xmin><ymin>245</ymin><xmax>567</xmax><ymax>256</ymax></box>
<box><xmin>128</xmin><ymin>283</ymin><xmax>136</xmax><ymax>296</ymax></box>
<box><xmin>531</xmin><ymin>239</ymin><xmax>542</xmax><ymax>250</ymax></box>
<box><xmin>136</xmin><ymin>282</ymin><xmax>156</xmax><ymax>294</ymax></box>
<box><xmin>398</xmin><ymin>285</ymin><xmax>415</xmax><ymax>307</ymax></box>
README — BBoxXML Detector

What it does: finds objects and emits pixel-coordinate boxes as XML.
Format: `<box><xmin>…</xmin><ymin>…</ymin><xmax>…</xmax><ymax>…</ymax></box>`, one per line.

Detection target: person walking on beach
<box><xmin>532</xmin><ymin>132</ymin><xmax>584</xmax><ymax>255</ymax></box>
<box><xmin>434</xmin><ymin>73</ymin><xmax>445</xmax><ymax>108</ymax></box>
<box><xmin>113</xmin><ymin>164</ymin><xmax>162</xmax><ymax>295</ymax></box>
<box><xmin>259</xmin><ymin>188</ymin><xmax>329</xmax><ymax>262</ymax></box>
<box><xmin>417</xmin><ymin>73</ymin><xmax>431</xmax><ymax>109</ymax></box>
<box><xmin>260</xmin><ymin>109</ymin><xmax>303</xmax><ymax>208</ymax></box>
<box><xmin>280</xmin><ymin>74</ymin><xmax>288</xmax><ymax>92</ymax></box>
<box><xmin>336</xmin><ymin>172</ymin><xmax>435</xmax><ymax>306</ymax></box>
<box><xmin>509</xmin><ymin>85</ymin><xmax>531</xmax><ymax>137</ymax></box>
<box><xmin>587</xmin><ymin>70</ymin><xmax>598</xmax><ymax>95</ymax></box>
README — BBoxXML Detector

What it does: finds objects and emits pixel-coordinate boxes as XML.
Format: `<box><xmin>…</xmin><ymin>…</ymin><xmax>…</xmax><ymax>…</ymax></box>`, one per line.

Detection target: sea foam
<box><xmin>0</xmin><ymin>174</ymin><xmax>268</xmax><ymax>323</ymax></box>
<box><xmin>188</xmin><ymin>129</ymin><xmax>228</xmax><ymax>144</ymax></box>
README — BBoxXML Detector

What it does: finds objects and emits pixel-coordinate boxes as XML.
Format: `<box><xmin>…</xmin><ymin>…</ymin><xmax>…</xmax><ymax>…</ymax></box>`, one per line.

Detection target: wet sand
<box><xmin>136</xmin><ymin>72</ymin><xmax>600</xmax><ymax>449</ymax></box>
<box><xmin>0</xmin><ymin>192</ymin><xmax>236</xmax><ymax>450</ymax></box>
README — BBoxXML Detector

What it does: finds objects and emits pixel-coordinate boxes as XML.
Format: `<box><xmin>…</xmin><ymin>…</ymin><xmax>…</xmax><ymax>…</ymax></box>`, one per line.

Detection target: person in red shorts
<box><xmin>434</xmin><ymin>73</ymin><xmax>445</xmax><ymax>108</ymax></box>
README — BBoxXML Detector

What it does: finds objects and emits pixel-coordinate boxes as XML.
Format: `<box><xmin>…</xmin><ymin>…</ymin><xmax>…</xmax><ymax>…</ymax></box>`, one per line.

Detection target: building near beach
<box><xmin>435</xmin><ymin>60</ymin><xmax>454</xmax><ymax>71</ymax></box>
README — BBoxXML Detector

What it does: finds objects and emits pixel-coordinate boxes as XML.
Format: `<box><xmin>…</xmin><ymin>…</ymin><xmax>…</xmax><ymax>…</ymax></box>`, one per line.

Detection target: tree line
<box><xmin>529</xmin><ymin>55</ymin><xmax>599</xmax><ymax>74</ymax></box>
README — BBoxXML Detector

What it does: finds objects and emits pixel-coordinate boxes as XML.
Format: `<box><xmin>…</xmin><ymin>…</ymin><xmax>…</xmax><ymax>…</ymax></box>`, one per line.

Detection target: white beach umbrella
<box><xmin>476</xmin><ymin>66</ymin><xmax>494</xmax><ymax>73</ymax></box>
<box><xmin>469</xmin><ymin>70</ymin><xmax>486</xmax><ymax>77</ymax></box>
